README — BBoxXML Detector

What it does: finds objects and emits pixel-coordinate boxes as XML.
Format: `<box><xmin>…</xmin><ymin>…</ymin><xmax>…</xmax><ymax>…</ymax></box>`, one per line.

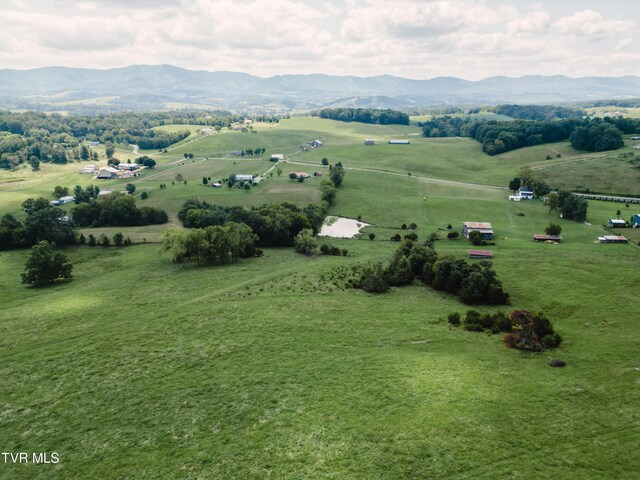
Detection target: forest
<box><xmin>316</xmin><ymin>108</ymin><xmax>410</xmax><ymax>125</ymax></box>
<box><xmin>421</xmin><ymin>116</ymin><xmax>636</xmax><ymax>155</ymax></box>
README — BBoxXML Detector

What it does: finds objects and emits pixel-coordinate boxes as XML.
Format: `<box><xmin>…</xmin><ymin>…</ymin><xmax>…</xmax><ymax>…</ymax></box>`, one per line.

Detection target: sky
<box><xmin>0</xmin><ymin>0</ymin><xmax>638</xmax><ymax>80</ymax></box>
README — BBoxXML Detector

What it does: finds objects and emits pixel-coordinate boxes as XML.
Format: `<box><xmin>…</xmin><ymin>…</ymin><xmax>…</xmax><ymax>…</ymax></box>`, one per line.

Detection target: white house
<box><xmin>97</xmin><ymin>166</ymin><xmax>119</xmax><ymax>179</ymax></box>
<box><xmin>235</xmin><ymin>174</ymin><xmax>254</xmax><ymax>182</ymax></box>
<box><xmin>270</xmin><ymin>154</ymin><xmax>284</xmax><ymax>161</ymax></box>
<box><xmin>518</xmin><ymin>188</ymin><xmax>534</xmax><ymax>200</ymax></box>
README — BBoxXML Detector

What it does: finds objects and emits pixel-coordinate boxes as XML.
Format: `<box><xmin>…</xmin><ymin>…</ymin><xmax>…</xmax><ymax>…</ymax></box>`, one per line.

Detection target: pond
<box><xmin>318</xmin><ymin>216</ymin><xmax>371</xmax><ymax>238</ymax></box>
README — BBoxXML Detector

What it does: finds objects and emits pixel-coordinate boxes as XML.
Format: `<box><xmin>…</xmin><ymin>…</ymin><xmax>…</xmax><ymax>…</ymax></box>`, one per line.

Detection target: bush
<box><xmin>141</xmin><ymin>192</ymin><xmax>148</xmax><ymax>200</ymax></box>
<box><xmin>369</xmin><ymin>233</ymin><xmax>376</xmax><ymax>241</ymax></box>
<box><xmin>320</xmin><ymin>243</ymin><xmax>330</xmax><ymax>254</ymax></box>
<box><xmin>447</xmin><ymin>312</ymin><xmax>461</xmax><ymax>326</ymax></box>
<box><xmin>404</xmin><ymin>232</ymin><xmax>418</xmax><ymax>241</ymax></box>
<box><xmin>21</xmin><ymin>241</ymin><xmax>73</xmax><ymax>287</ymax></box>
<box><xmin>468</xmin><ymin>230</ymin><xmax>484</xmax><ymax>246</ymax></box>
<box><xmin>294</xmin><ymin>229</ymin><xmax>317</xmax><ymax>255</ymax></box>
<box><xmin>545</xmin><ymin>223</ymin><xmax>562</xmax><ymax>235</ymax></box>
<box><xmin>409</xmin><ymin>223</ymin><xmax>417</xmax><ymax>230</ymax></box>
<box><xmin>391</xmin><ymin>233</ymin><xmax>401</xmax><ymax>241</ymax></box>
<box><xmin>359</xmin><ymin>263</ymin><xmax>390</xmax><ymax>293</ymax></box>
<box><xmin>401</xmin><ymin>223</ymin><xmax>407</xmax><ymax>229</ymax></box>
<box><xmin>255</xmin><ymin>249</ymin><xmax>264</xmax><ymax>257</ymax></box>
<box><xmin>464</xmin><ymin>322</ymin><xmax>485</xmax><ymax>332</ymax></box>
<box><xmin>549</xmin><ymin>358</ymin><xmax>566</xmax><ymax>367</ymax></box>
<box><xmin>88</xmin><ymin>234</ymin><xmax>96</xmax><ymax>247</ymax></box>
<box><xmin>447</xmin><ymin>231</ymin><xmax>459</xmax><ymax>239</ymax></box>
<box><xmin>99</xmin><ymin>234</ymin><xmax>110</xmax><ymax>247</ymax></box>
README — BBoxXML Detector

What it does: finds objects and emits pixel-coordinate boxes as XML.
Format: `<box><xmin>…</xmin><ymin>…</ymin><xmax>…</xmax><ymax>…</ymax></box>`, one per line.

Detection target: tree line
<box><xmin>357</xmin><ymin>241</ymin><xmax>509</xmax><ymax>305</ymax></box>
<box><xmin>494</xmin><ymin>104</ymin><xmax>585</xmax><ymax>121</ymax></box>
<box><xmin>421</xmin><ymin>116</ymin><xmax>636</xmax><ymax>155</ymax></box>
<box><xmin>316</xmin><ymin>108</ymin><xmax>410</xmax><ymax>125</ymax></box>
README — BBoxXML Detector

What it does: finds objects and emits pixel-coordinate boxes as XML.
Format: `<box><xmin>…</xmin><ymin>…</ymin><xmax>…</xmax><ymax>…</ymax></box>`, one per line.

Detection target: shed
<box><xmin>58</xmin><ymin>196</ymin><xmax>75</xmax><ymax>204</ymax></box>
<box><xmin>462</xmin><ymin>222</ymin><xmax>494</xmax><ymax>239</ymax></box>
<box><xmin>210</xmin><ymin>182</ymin><xmax>222</xmax><ymax>188</ymax></box>
<box><xmin>364</xmin><ymin>139</ymin><xmax>376</xmax><ymax>145</ymax></box>
<box><xmin>633</xmin><ymin>214</ymin><xmax>640</xmax><ymax>227</ymax></box>
<box><xmin>119</xmin><ymin>163</ymin><xmax>139</xmax><ymax>171</ymax></box>
<box><xmin>270</xmin><ymin>154</ymin><xmax>284</xmax><ymax>161</ymax></box>
<box><xmin>388</xmin><ymin>139</ymin><xmax>410</xmax><ymax>144</ymax></box>
<box><xmin>598</xmin><ymin>235</ymin><xmax>628</xmax><ymax>243</ymax></box>
<box><xmin>533</xmin><ymin>234</ymin><xmax>562</xmax><ymax>242</ymax></box>
<box><xmin>468</xmin><ymin>250</ymin><xmax>493</xmax><ymax>259</ymax></box>
<box><xmin>608</xmin><ymin>218</ymin><xmax>626</xmax><ymax>227</ymax></box>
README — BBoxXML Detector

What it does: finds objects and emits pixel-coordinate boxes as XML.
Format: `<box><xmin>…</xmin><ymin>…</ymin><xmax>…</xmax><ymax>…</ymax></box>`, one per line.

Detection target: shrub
<box><xmin>320</xmin><ymin>243</ymin><xmax>330</xmax><ymax>254</ymax></box>
<box><xmin>113</xmin><ymin>232</ymin><xmax>124</xmax><ymax>247</ymax></box>
<box><xmin>141</xmin><ymin>192</ymin><xmax>148</xmax><ymax>199</ymax></box>
<box><xmin>404</xmin><ymin>232</ymin><xmax>418</xmax><ymax>241</ymax></box>
<box><xmin>409</xmin><ymin>223</ymin><xmax>417</xmax><ymax>230</ymax></box>
<box><xmin>329</xmin><ymin>246</ymin><xmax>341</xmax><ymax>256</ymax></box>
<box><xmin>99</xmin><ymin>234</ymin><xmax>110</xmax><ymax>247</ymax></box>
<box><xmin>464</xmin><ymin>322</ymin><xmax>484</xmax><ymax>332</ymax></box>
<box><xmin>359</xmin><ymin>263</ymin><xmax>390</xmax><ymax>293</ymax></box>
<box><xmin>255</xmin><ymin>249</ymin><xmax>264</xmax><ymax>257</ymax></box>
<box><xmin>447</xmin><ymin>231</ymin><xmax>459</xmax><ymax>239</ymax></box>
<box><xmin>341</xmin><ymin>249</ymin><xmax>349</xmax><ymax>256</ymax></box>
<box><xmin>369</xmin><ymin>233</ymin><xmax>376</xmax><ymax>241</ymax></box>
<box><xmin>88</xmin><ymin>234</ymin><xmax>96</xmax><ymax>247</ymax></box>
<box><xmin>549</xmin><ymin>358</ymin><xmax>566</xmax><ymax>367</ymax></box>
<box><xmin>447</xmin><ymin>312</ymin><xmax>461</xmax><ymax>326</ymax></box>
<box><xmin>294</xmin><ymin>229</ymin><xmax>317</xmax><ymax>255</ymax></box>
<box><xmin>545</xmin><ymin>223</ymin><xmax>562</xmax><ymax>235</ymax></box>
<box><xmin>391</xmin><ymin>233</ymin><xmax>401</xmax><ymax>241</ymax></box>
<box><xmin>401</xmin><ymin>223</ymin><xmax>407</xmax><ymax>229</ymax></box>
<box><xmin>468</xmin><ymin>230</ymin><xmax>484</xmax><ymax>246</ymax></box>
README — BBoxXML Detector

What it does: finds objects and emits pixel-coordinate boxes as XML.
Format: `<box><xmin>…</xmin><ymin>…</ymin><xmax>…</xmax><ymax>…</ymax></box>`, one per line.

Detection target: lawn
<box><xmin>1</xmin><ymin>163</ymin><xmax>639</xmax><ymax>479</ymax></box>
<box><xmin>1</xmin><ymin>117</ymin><xmax>639</xmax><ymax>479</ymax></box>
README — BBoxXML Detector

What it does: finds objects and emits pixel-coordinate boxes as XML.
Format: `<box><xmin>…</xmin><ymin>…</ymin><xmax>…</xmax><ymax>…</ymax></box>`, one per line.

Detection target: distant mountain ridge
<box><xmin>1</xmin><ymin>64</ymin><xmax>639</xmax><ymax>112</ymax></box>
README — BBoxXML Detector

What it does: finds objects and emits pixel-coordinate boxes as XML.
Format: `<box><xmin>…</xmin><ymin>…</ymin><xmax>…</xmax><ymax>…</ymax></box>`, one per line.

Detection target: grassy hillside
<box><xmin>1</xmin><ymin>116</ymin><xmax>639</xmax><ymax>479</ymax></box>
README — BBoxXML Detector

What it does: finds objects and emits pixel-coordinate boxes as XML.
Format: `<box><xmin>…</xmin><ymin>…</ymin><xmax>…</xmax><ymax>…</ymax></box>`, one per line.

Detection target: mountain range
<box><xmin>1</xmin><ymin>64</ymin><xmax>639</xmax><ymax>112</ymax></box>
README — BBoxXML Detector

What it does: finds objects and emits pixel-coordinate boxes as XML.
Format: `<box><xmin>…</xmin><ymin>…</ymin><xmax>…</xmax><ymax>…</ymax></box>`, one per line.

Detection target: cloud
<box><xmin>554</xmin><ymin>10</ymin><xmax>633</xmax><ymax>38</ymax></box>
<box><xmin>0</xmin><ymin>0</ymin><xmax>638</xmax><ymax>80</ymax></box>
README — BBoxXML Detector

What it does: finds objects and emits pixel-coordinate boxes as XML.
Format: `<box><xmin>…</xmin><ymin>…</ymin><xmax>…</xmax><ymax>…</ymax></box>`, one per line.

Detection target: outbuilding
<box><xmin>518</xmin><ymin>189</ymin><xmax>534</xmax><ymax>200</ymax></box>
<box><xmin>97</xmin><ymin>166</ymin><xmax>119</xmax><ymax>179</ymax></box>
<box><xmin>468</xmin><ymin>250</ymin><xmax>493</xmax><ymax>259</ymax></box>
<box><xmin>463</xmin><ymin>222</ymin><xmax>494</xmax><ymax>239</ymax></box>
<box><xmin>388</xmin><ymin>139</ymin><xmax>410</xmax><ymax>144</ymax></box>
<box><xmin>608</xmin><ymin>218</ymin><xmax>626</xmax><ymax>227</ymax></box>
<box><xmin>533</xmin><ymin>234</ymin><xmax>562</xmax><ymax>242</ymax></box>
<box><xmin>632</xmin><ymin>214</ymin><xmax>640</xmax><ymax>227</ymax></box>
<box><xmin>598</xmin><ymin>235</ymin><xmax>628</xmax><ymax>243</ymax></box>
<box><xmin>234</xmin><ymin>174</ymin><xmax>254</xmax><ymax>182</ymax></box>
<box><xmin>364</xmin><ymin>139</ymin><xmax>376</xmax><ymax>145</ymax></box>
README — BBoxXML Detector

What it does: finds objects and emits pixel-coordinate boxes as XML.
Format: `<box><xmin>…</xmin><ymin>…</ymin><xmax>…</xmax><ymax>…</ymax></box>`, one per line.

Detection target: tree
<box><xmin>359</xmin><ymin>263</ymin><xmax>390</xmax><ymax>293</ymax></box>
<box><xmin>294</xmin><ymin>229</ymin><xmax>317</xmax><ymax>255</ymax></box>
<box><xmin>21</xmin><ymin>241</ymin><xmax>73</xmax><ymax>287</ymax></box>
<box><xmin>105</xmin><ymin>141</ymin><xmax>115</xmax><ymax>158</ymax></box>
<box><xmin>203</xmin><ymin>176</ymin><xmax>208</xmax><ymax>185</ymax></box>
<box><xmin>546</xmin><ymin>192</ymin><xmax>560</xmax><ymax>213</ymax></box>
<box><xmin>329</xmin><ymin>162</ymin><xmax>345</xmax><ymax>187</ymax></box>
<box><xmin>113</xmin><ymin>232</ymin><xmax>124</xmax><ymax>246</ymax></box>
<box><xmin>369</xmin><ymin>233</ymin><xmax>376</xmax><ymax>241</ymax></box>
<box><xmin>561</xmin><ymin>194</ymin><xmax>588</xmax><ymax>222</ymax></box>
<box><xmin>289</xmin><ymin>172</ymin><xmax>298</xmax><ymax>180</ymax></box>
<box><xmin>141</xmin><ymin>192</ymin><xmax>148</xmax><ymax>200</ymax></box>
<box><xmin>175</xmin><ymin>173</ymin><xmax>184</xmax><ymax>182</ymax></box>
<box><xmin>321</xmin><ymin>158</ymin><xmax>329</xmax><ymax>166</ymax></box>
<box><xmin>29</xmin><ymin>156</ymin><xmax>40</xmax><ymax>170</ymax></box>
<box><xmin>80</xmin><ymin>145</ymin><xmax>90</xmax><ymax>160</ymax></box>
<box><xmin>276</xmin><ymin>168</ymin><xmax>283</xmax><ymax>176</ymax></box>
<box><xmin>508</xmin><ymin>177</ymin><xmax>521</xmax><ymax>192</ymax></box>
<box><xmin>142</xmin><ymin>158</ymin><xmax>156</xmax><ymax>168</ymax></box>
<box><xmin>125</xmin><ymin>183</ymin><xmax>136</xmax><ymax>195</ymax></box>
<box><xmin>545</xmin><ymin>223</ymin><xmax>562</xmax><ymax>235</ymax></box>
<box><xmin>52</xmin><ymin>185</ymin><xmax>69</xmax><ymax>199</ymax></box>
<box><xmin>517</xmin><ymin>166</ymin><xmax>536</xmax><ymax>188</ymax></box>
<box><xmin>409</xmin><ymin>222</ymin><xmax>417</xmax><ymax>230</ymax></box>
<box><xmin>531</xmin><ymin>179</ymin><xmax>551</xmax><ymax>197</ymax></box>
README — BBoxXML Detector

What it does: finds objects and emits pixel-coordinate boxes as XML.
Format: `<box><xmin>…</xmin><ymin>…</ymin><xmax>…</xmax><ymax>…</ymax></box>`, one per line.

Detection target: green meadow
<box><xmin>1</xmin><ymin>117</ymin><xmax>639</xmax><ymax>479</ymax></box>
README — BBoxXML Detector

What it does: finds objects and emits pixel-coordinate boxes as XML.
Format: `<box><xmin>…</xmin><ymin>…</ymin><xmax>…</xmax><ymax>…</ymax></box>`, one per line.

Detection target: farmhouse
<box><xmin>364</xmin><ymin>139</ymin><xmax>376</xmax><ymax>145</ymax></box>
<box><xmin>608</xmin><ymin>218</ymin><xmax>626</xmax><ymax>227</ymax></box>
<box><xmin>87</xmin><ymin>141</ymin><xmax>100</xmax><ymax>147</ymax></box>
<box><xmin>598</xmin><ymin>235</ymin><xmax>628</xmax><ymax>243</ymax></box>
<box><xmin>533</xmin><ymin>234</ymin><xmax>562</xmax><ymax>242</ymax></box>
<box><xmin>270</xmin><ymin>154</ymin><xmax>284</xmax><ymax>161</ymax></box>
<box><xmin>97</xmin><ymin>166</ymin><xmax>119</xmax><ymax>179</ymax></box>
<box><xmin>462</xmin><ymin>222</ymin><xmax>494</xmax><ymax>239</ymax></box>
<box><xmin>389</xmin><ymin>139</ymin><xmax>410</xmax><ymax>144</ymax></box>
<box><xmin>252</xmin><ymin>176</ymin><xmax>263</xmax><ymax>185</ymax></box>
<box><xmin>632</xmin><ymin>214</ymin><xmax>640</xmax><ymax>227</ymax></box>
<box><xmin>234</xmin><ymin>174</ymin><xmax>254</xmax><ymax>183</ymax></box>
<box><xmin>518</xmin><ymin>188</ymin><xmax>534</xmax><ymax>199</ymax></box>
<box><xmin>468</xmin><ymin>250</ymin><xmax>493</xmax><ymax>259</ymax></box>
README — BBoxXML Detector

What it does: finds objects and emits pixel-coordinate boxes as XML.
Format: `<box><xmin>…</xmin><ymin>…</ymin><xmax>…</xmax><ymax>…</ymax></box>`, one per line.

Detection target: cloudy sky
<box><xmin>1</xmin><ymin>0</ymin><xmax>638</xmax><ymax>79</ymax></box>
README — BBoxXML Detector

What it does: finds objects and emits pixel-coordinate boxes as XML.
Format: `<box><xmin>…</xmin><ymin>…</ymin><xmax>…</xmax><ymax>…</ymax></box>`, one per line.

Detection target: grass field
<box><xmin>1</xmin><ymin>117</ymin><xmax>639</xmax><ymax>479</ymax></box>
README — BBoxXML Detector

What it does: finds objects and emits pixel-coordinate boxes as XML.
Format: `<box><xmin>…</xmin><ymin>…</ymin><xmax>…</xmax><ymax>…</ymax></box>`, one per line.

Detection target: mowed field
<box><xmin>1</xmin><ymin>117</ymin><xmax>639</xmax><ymax>479</ymax></box>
